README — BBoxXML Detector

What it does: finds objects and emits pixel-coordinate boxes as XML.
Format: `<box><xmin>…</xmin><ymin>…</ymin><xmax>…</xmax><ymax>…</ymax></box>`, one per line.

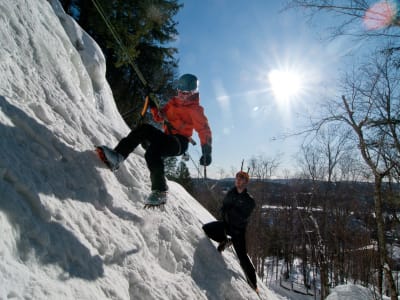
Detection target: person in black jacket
<box><xmin>202</xmin><ymin>171</ymin><xmax>257</xmax><ymax>291</ymax></box>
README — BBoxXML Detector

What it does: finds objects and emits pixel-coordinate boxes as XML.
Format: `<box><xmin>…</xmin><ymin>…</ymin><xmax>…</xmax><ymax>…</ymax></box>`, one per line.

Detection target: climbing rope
<box><xmin>90</xmin><ymin>0</ymin><xmax>160</xmax><ymax>111</ymax></box>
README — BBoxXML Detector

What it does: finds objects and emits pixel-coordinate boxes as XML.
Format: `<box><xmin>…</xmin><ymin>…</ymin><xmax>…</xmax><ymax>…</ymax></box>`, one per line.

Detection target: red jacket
<box><xmin>150</xmin><ymin>93</ymin><xmax>212</xmax><ymax>146</ymax></box>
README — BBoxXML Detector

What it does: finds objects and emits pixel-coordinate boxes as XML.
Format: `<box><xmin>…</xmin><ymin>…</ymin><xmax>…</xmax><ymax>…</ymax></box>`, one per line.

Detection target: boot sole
<box><xmin>95</xmin><ymin>146</ymin><xmax>113</xmax><ymax>170</ymax></box>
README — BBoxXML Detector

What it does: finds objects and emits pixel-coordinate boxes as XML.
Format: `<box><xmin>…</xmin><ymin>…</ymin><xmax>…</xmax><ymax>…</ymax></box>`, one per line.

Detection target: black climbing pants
<box><xmin>114</xmin><ymin>124</ymin><xmax>188</xmax><ymax>191</ymax></box>
<box><xmin>202</xmin><ymin>221</ymin><xmax>257</xmax><ymax>289</ymax></box>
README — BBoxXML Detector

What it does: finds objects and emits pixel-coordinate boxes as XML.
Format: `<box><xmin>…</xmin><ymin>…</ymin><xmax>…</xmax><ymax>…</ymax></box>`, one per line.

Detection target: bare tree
<box><xmin>230</xmin><ymin>166</ymin><xmax>237</xmax><ymax>178</ymax></box>
<box><xmin>316</xmin><ymin>126</ymin><xmax>353</xmax><ymax>182</ymax></box>
<box><xmin>314</xmin><ymin>50</ymin><xmax>399</xmax><ymax>299</ymax></box>
<box><xmin>217</xmin><ymin>167</ymin><xmax>225</xmax><ymax>179</ymax></box>
<box><xmin>298</xmin><ymin>125</ymin><xmax>352</xmax><ymax>182</ymax></box>
<box><xmin>337</xmin><ymin>151</ymin><xmax>365</xmax><ymax>182</ymax></box>
<box><xmin>297</xmin><ymin>122</ymin><xmax>369</xmax><ymax>298</ymax></box>
<box><xmin>248</xmin><ymin>154</ymin><xmax>280</xmax><ymax>180</ymax></box>
<box><xmin>298</xmin><ymin>143</ymin><xmax>325</xmax><ymax>181</ymax></box>
<box><xmin>297</xmin><ymin>140</ymin><xmax>329</xmax><ymax>298</ymax></box>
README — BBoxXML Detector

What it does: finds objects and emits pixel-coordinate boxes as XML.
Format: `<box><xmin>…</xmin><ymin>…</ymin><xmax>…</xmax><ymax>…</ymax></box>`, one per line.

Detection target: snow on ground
<box><xmin>266</xmin><ymin>281</ymin><xmax>378</xmax><ymax>300</ymax></box>
<box><xmin>0</xmin><ymin>0</ymin><xmax>282</xmax><ymax>299</ymax></box>
<box><xmin>326</xmin><ymin>284</ymin><xmax>376</xmax><ymax>300</ymax></box>
<box><xmin>263</xmin><ymin>258</ymin><xmax>380</xmax><ymax>300</ymax></box>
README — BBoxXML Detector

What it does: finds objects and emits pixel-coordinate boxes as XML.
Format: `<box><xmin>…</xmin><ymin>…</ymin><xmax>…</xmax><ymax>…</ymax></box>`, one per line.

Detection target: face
<box><xmin>235</xmin><ymin>175</ymin><xmax>248</xmax><ymax>190</ymax></box>
<box><xmin>178</xmin><ymin>90</ymin><xmax>195</xmax><ymax>99</ymax></box>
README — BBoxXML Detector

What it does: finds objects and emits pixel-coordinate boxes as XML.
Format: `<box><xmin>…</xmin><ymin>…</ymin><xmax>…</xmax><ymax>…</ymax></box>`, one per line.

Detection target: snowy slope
<box><xmin>0</xmin><ymin>1</ymin><xmax>281</xmax><ymax>299</ymax></box>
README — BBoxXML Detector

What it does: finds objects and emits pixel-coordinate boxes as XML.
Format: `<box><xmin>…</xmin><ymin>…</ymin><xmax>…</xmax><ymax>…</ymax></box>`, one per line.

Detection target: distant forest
<box><xmin>193</xmin><ymin>177</ymin><xmax>399</xmax><ymax>298</ymax></box>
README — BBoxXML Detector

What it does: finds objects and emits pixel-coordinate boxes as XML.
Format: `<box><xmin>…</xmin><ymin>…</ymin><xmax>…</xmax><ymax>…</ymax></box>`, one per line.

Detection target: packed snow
<box><xmin>0</xmin><ymin>0</ymin><xmax>380</xmax><ymax>299</ymax></box>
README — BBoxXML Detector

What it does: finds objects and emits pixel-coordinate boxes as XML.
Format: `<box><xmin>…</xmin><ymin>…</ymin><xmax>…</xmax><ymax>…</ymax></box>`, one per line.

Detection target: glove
<box><xmin>199</xmin><ymin>144</ymin><xmax>212</xmax><ymax>166</ymax></box>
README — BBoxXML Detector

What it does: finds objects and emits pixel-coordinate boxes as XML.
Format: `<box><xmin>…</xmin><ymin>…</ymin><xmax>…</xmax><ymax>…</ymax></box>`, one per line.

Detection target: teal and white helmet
<box><xmin>177</xmin><ymin>74</ymin><xmax>198</xmax><ymax>92</ymax></box>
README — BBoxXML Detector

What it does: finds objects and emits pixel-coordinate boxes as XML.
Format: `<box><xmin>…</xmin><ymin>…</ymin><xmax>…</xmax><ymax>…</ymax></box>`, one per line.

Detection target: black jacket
<box><xmin>220</xmin><ymin>187</ymin><xmax>255</xmax><ymax>234</ymax></box>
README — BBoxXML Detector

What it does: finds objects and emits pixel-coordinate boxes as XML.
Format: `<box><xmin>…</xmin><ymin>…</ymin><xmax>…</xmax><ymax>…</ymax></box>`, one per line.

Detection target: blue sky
<box><xmin>174</xmin><ymin>1</ymin><xmax>348</xmax><ymax>178</ymax></box>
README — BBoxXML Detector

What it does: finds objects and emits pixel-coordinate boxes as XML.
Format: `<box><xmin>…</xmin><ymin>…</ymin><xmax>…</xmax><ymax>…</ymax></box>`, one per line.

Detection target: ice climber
<box><xmin>96</xmin><ymin>73</ymin><xmax>212</xmax><ymax>207</ymax></box>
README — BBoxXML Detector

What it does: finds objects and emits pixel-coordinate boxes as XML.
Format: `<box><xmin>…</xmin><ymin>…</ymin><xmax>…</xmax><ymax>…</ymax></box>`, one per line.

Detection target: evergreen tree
<box><xmin>164</xmin><ymin>156</ymin><xmax>178</xmax><ymax>179</ymax></box>
<box><xmin>162</xmin><ymin>157</ymin><xmax>194</xmax><ymax>194</ymax></box>
<box><xmin>59</xmin><ymin>0</ymin><xmax>182</xmax><ymax>126</ymax></box>
<box><xmin>175</xmin><ymin>161</ymin><xmax>193</xmax><ymax>194</ymax></box>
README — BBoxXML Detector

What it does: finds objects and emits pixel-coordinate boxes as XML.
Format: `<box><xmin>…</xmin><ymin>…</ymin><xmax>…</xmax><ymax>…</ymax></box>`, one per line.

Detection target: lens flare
<box><xmin>364</xmin><ymin>1</ymin><xmax>398</xmax><ymax>30</ymax></box>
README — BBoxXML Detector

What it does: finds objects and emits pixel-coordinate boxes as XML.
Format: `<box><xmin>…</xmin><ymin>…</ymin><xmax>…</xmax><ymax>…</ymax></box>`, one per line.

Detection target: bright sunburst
<box><xmin>268</xmin><ymin>69</ymin><xmax>303</xmax><ymax>101</ymax></box>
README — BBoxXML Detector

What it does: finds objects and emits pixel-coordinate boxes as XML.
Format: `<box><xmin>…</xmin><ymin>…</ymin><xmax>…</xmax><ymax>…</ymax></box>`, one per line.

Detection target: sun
<box><xmin>268</xmin><ymin>69</ymin><xmax>303</xmax><ymax>101</ymax></box>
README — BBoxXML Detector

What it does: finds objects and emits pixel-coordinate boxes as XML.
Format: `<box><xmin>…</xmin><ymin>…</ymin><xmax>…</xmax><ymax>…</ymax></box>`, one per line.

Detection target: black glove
<box><xmin>199</xmin><ymin>144</ymin><xmax>212</xmax><ymax>166</ymax></box>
